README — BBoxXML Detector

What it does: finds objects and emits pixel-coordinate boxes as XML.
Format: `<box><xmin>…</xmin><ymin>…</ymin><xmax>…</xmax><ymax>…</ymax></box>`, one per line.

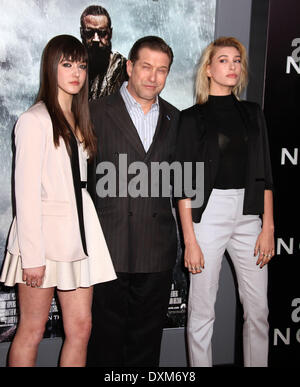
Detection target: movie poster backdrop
<box><xmin>263</xmin><ymin>0</ymin><xmax>300</xmax><ymax>367</ymax></box>
<box><xmin>0</xmin><ymin>0</ymin><xmax>216</xmax><ymax>342</ymax></box>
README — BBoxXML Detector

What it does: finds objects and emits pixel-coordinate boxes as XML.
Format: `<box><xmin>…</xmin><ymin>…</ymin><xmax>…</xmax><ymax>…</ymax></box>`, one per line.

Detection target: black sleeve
<box><xmin>174</xmin><ymin>107</ymin><xmax>205</xmax><ymax>200</ymax></box>
<box><xmin>257</xmin><ymin>105</ymin><xmax>274</xmax><ymax>191</ymax></box>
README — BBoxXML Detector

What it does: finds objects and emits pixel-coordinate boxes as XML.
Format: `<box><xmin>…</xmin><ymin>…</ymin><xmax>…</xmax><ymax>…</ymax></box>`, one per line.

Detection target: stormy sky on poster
<box><xmin>0</xmin><ymin>0</ymin><xmax>216</xmax><ymax>262</ymax></box>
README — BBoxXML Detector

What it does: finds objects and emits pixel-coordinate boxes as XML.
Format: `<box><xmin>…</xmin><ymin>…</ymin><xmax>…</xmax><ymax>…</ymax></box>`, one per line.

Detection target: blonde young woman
<box><xmin>176</xmin><ymin>37</ymin><xmax>274</xmax><ymax>367</ymax></box>
<box><xmin>0</xmin><ymin>35</ymin><xmax>116</xmax><ymax>367</ymax></box>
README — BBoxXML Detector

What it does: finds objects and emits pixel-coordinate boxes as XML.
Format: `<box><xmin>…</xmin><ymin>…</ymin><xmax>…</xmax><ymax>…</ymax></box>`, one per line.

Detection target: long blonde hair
<box><xmin>195</xmin><ymin>36</ymin><xmax>248</xmax><ymax>104</ymax></box>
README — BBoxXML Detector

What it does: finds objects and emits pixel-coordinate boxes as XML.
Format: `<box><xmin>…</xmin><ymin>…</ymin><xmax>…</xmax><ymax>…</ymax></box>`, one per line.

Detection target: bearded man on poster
<box><xmin>80</xmin><ymin>5</ymin><xmax>128</xmax><ymax>99</ymax></box>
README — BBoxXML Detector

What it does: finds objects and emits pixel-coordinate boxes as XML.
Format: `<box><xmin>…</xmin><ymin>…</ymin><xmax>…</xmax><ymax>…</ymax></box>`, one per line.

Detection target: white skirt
<box><xmin>0</xmin><ymin>189</ymin><xmax>116</xmax><ymax>290</ymax></box>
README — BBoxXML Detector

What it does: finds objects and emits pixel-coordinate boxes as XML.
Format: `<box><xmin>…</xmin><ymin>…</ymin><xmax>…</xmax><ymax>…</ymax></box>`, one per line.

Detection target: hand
<box><xmin>254</xmin><ymin>229</ymin><xmax>275</xmax><ymax>268</ymax></box>
<box><xmin>22</xmin><ymin>266</ymin><xmax>46</xmax><ymax>288</ymax></box>
<box><xmin>184</xmin><ymin>240</ymin><xmax>205</xmax><ymax>274</ymax></box>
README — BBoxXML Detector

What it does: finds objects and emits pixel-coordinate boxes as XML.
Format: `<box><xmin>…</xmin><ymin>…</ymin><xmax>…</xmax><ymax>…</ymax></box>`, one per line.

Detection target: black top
<box><xmin>175</xmin><ymin>94</ymin><xmax>273</xmax><ymax>223</ymax></box>
<box><xmin>208</xmin><ymin>94</ymin><xmax>248</xmax><ymax>189</ymax></box>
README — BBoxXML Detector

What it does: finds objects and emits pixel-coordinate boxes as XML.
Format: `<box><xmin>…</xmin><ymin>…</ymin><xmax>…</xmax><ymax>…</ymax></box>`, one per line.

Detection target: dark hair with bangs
<box><xmin>36</xmin><ymin>34</ymin><xmax>96</xmax><ymax>159</ymax></box>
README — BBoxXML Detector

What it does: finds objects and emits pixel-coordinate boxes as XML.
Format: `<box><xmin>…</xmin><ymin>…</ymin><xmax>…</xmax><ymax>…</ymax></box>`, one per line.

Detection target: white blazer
<box><xmin>7</xmin><ymin>102</ymin><xmax>87</xmax><ymax>268</ymax></box>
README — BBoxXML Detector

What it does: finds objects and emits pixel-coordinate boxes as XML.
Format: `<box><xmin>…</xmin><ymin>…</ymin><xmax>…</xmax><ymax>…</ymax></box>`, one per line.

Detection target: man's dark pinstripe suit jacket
<box><xmin>88</xmin><ymin>91</ymin><xmax>180</xmax><ymax>273</ymax></box>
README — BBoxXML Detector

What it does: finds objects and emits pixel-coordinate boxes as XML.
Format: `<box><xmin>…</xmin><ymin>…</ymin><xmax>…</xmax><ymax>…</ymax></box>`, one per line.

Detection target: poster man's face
<box><xmin>82</xmin><ymin>15</ymin><xmax>112</xmax><ymax>48</ymax></box>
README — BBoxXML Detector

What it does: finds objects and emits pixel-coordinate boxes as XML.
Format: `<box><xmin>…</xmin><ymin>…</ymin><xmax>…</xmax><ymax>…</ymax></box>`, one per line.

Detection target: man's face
<box><xmin>126</xmin><ymin>47</ymin><xmax>170</xmax><ymax>107</ymax></box>
<box><xmin>82</xmin><ymin>15</ymin><xmax>112</xmax><ymax>48</ymax></box>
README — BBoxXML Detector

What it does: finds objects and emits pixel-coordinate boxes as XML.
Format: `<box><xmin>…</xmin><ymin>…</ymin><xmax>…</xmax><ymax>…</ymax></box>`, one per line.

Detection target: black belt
<box><xmin>81</xmin><ymin>181</ymin><xmax>87</xmax><ymax>188</ymax></box>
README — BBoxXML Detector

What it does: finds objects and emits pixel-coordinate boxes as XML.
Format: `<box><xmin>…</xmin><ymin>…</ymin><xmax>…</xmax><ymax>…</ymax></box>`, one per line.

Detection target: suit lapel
<box><xmin>106</xmin><ymin>92</ymin><xmax>146</xmax><ymax>158</ymax></box>
<box><xmin>106</xmin><ymin>92</ymin><xmax>174</xmax><ymax>162</ymax></box>
<box><xmin>144</xmin><ymin>98</ymin><xmax>171</xmax><ymax>162</ymax></box>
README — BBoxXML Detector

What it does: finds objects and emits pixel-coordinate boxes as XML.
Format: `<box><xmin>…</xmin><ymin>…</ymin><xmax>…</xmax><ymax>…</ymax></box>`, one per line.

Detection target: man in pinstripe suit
<box><xmin>87</xmin><ymin>36</ymin><xmax>179</xmax><ymax>367</ymax></box>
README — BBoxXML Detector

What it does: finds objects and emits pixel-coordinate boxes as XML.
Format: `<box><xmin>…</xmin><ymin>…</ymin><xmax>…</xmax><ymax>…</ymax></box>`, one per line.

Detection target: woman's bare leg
<box><xmin>57</xmin><ymin>286</ymin><xmax>93</xmax><ymax>367</ymax></box>
<box><xmin>8</xmin><ymin>284</ymin><xmax>54</xmax><ymax>367</ymax></box>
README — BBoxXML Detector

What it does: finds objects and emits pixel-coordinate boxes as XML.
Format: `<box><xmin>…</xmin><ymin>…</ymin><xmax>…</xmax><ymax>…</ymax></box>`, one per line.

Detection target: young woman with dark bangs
<box><xmin>0</xmin><ymin>35</ymin><xmax>115</xmax><ymax>367</ymax></box>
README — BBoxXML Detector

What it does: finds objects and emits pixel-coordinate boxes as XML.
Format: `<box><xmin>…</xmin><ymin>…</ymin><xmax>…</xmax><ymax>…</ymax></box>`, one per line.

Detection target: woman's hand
<box><xmin>254</xmin><ymin>228</ymin><xmax>275</xmax><ymax>268</ymax></box>
<box><xmin>178</xmin><ymin>199</ymin><xmax>205</xmax><ymax>274</ymax></box>
<box><xmin>22</xmin><ymin>266</ymin><xmax>46</xmax><ymax>288</ymax></box>
<box><xmin>184</xmin><ymin>240</ymin><xmax>205</xmax><ymax>274</ymax></box>
<box><xmin>255</xmin><ymin>190</ymin><xmax>275</xmax><ymax>268</ymax></box>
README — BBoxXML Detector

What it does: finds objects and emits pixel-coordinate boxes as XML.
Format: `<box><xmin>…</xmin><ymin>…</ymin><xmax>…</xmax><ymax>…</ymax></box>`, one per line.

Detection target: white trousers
<box><xmin>187</xmin><ymin>189</ymin><xmax>269</xmax><ymax>367</ymax></box>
